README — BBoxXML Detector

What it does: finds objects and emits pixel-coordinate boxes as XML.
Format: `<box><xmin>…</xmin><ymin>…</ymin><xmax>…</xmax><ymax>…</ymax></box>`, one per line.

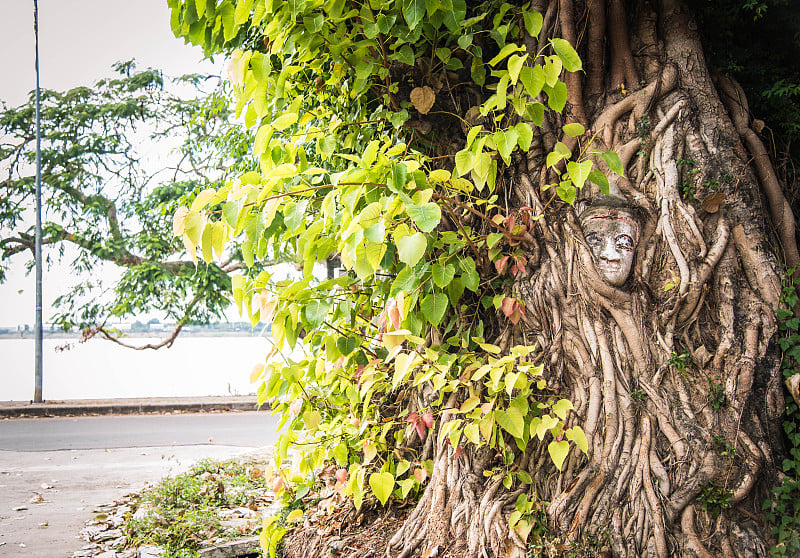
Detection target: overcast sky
<box><xmin>0</xmin><ymin>0</ymin><xmax>221</xmax><ymax>327</ymax></box>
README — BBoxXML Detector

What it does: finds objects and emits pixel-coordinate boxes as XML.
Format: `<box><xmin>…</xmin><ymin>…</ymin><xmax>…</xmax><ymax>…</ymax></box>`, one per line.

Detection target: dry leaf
<box><xmin>692</xmin><ymin>345</ymin><xmax>712</xmax><ymax>369</ymax></box>
<box><xmin>786</xmin><ymin>373</ymin><xmax>800</xmax><ymax>407</ymax></box>
<box><xmin>410</xmin><ymin>86</ymin><xmax>436</xmax><ymax>115</ymax></box>
<box><xmin>701</xmin><ymin>192</ymin><xmax>725</xmax><ymax>213</ymax></box>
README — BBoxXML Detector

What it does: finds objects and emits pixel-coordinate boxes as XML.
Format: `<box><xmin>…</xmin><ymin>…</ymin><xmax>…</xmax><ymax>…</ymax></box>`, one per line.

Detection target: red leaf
<box><xmin>506</xmin><ymin>213</ymin><xmax>517</xmax><ymax>233</ymax></box>
<box><xmin>494</xmin><ymin>255</ymin><xmax>510</xmax><ymax>275</ymax></box>
<box><xmin>422</xmin><ymin>411</ymin><xmax>433</xmax><ymax>428</ymax></box>
<box><xmin>388</xmin><ymin>298</ymin><xmax>401</xmax><ymax>330</ymax></box>
<box><xmin>454</xmin><ymin>446</ymin><xmax>464</xmax><ymax>459</ymax></box>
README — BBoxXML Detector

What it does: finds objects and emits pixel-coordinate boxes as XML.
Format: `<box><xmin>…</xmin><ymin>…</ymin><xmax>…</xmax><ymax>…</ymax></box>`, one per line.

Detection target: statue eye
<box><xmin>616</xmin><ymin>234</ymin><xmax>634</xmax><ymax>251</ymax></box>
<box><xmin>585</xmin><ymin>232</ymin><xmax>601</xmax><ymax>247</ymax></box>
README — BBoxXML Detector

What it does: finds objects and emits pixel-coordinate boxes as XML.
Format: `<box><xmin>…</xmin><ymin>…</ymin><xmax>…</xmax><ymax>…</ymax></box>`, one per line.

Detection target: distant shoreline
<box><xmin>0</xmin><ymin>330</ymin><xmax>264</xmax><ymax>340</ymax></box>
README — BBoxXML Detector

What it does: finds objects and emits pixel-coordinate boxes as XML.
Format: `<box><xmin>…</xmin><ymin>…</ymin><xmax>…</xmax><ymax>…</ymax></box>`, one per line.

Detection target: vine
<box><xmin>764</xmin><ymin>267</ymin><xmax>800</xmax><ymax>557</ymax></box>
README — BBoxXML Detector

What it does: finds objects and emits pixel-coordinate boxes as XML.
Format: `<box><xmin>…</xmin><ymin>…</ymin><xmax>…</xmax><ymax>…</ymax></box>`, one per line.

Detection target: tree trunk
<box><xmin>385</xmin><ymin>1</ymin><xmax>793</xmax><ymax>556</ymax></box>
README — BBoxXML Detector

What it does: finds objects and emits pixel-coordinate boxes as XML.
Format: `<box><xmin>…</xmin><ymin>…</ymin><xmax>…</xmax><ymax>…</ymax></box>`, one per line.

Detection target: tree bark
<box><xmin>383</xmin><ymin>0</ymin><xmax>795</xmax><ymax>556</ymax></box>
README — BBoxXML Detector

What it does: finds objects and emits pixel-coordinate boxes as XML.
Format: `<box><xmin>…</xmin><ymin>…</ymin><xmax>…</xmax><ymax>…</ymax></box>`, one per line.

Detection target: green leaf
<box><xmin>550</xmin><ymin>38</ymin><xmax>582</xmax><ymax>72</ymax></box>
<box><xmin>519</xmin><ymin>65</ymin><xmax>545</xmax><ymax>99</ymax></box>
<box><xmin>515</xmin><ymin>123</ymin><xmax>533</xmax><ymax>152</ymax></box>
<box><xmin>562</xmin><ymin>122</ymin><xmax>585</xmax><ymax>137</ymax></box>
<box><xmin>488</xmin><ymin>44</ymin><xmax>525</xmax><ymax>67</ymax></box>
<box><xmin>567</xmin><ymin>160</ymin><xmax>593</xmax><ymax>189</ymax></box>
<box><xmin>551</xmin><ymin>399</ymin><xmax>574</xmax><ymax>421</ymax></box>
<box><xmin>391</xmin><ymin>163</ymin><xmax>409</xmax><ymax>192</ymax></box>
<box><xmin>548</xmin><ymin>440</ymin><xmax>570</xmax><ymax>470</ymax></box>
<box><xmin>507</xmin><ymin>54</ymin><xmax>528</xmax><ymax>84</ymax></box>
<box><xmin>407</xmin><ymin>202</ymin><xmax>442</xmax><ymax>233</ymax></box>
<box><xmin>556</xmin><ymin>181</ymin><xmax>577</xmax><ymax>205</ymax></box>
<box><xmin>601</xmin><ymin>150</ymin><xmax>625</xmax><ymax>176</ymax></box>
<box><xmin>397</xmin><ymin>233</ymin><xmax>427</xmax><ymax>266</ymax></box>
<box><xmin>394</xmin><ymin>45</ymin><xmax>416</xmax><ymax>66</ymax></box>
<box><xmin>543</xmin><ymin>57</ymin><xmax>562</xmax><ymax>87</ymax></box>
<box><xmin>421</xmin><ymin>292</ymin><xmax>448</xmax><ymax>325</ymax></box>
<box><xmin>191</xmin><ymin>188</ymin><xmax>218</xmax><ymax>212</ymax></box>
<box><xmin>336</xmin><ymin>335</ymin><xmax>360</xmax><ymax>355</ymax></box>
<box><xmin>588</xmin><ymin>169</ymin><xmax>610</xmax><ymax>195</ymax></box>
<box><xmin>403</xmin><ymin>0</ymin><xmax>425</xmax><ymax>30</ymax></box>
<box><xmin>495</xmin><ymin>128</ymin><xmax>519</xmax><ymax>165</ymax></box>
<box><xmin>522</xmin><ymin>8</ymin><xmax>543</xmax><ymax>38</ymax></box>
<box><xmin>545</xmin><ymin>81</ymin><xmax>568</xmax><ymax>112</ymax></box>
<box><xmin>369</xmin><ymin>472</ymin><xmax>395</xmax><ymax>506</ymax></box>
<box><xmin>273</xmin><ymin>112</ymin><xmax>298</xmax><ymax>131</ymax></box>
<box><xmin>496</xmin><ymin>407</ymin><xmax>524</xmax><ymax>439</ymax></box>
<box><xmin>566</xmin><ymin>425</ymin><xmax>588</xmax><ymax>454</ymax></box>
<box><xmin>304</xmin><ymin>300</ymin><xmax>330</xmax><ymax>328</ymax></box>
<box><xmin>432</xmin><ymin>262</ymin><xmax>456</xmax><ymax>288</ymax></box>
<box><xmin>361</xmin><ymin>140</ymin><xmax>380</xmax><ymax>168</ymax></box>
<box><xmin>454</xmin><ymin>149</ymin><xmax>474</xmax><ymax>176</ymax></box>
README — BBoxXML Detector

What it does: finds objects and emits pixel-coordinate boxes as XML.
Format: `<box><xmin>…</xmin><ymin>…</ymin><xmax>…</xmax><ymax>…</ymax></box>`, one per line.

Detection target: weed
<box><xmin>636</xmin><ymin>116</ymin><xmax>650</xmax><ymax>156</ymax></box>
<box><xmin>707</xmin><ymin>375</ymin><xmax>726</xmax><ymax>409</ymax></box>
<box><xmin>712</xmin><ymin>435</ymin><xmax>737</xmax><ymax>458</ymax></box>
<box><xmin>676</xmin><ymin>158</ymin><xmax>700</xmax><ymax>200</ymax></box>
<box><xmin>630</xmin><ymin>388</ymin><xmax>648</xmax><ymax>401</ymax></box>
<box><xmin>120</xmin><ymin>459</ymin><xmax>270</xmax><ymax>557</ymax></box>
<box><xmin>668</xmin><ymin>349</ymin><xmax>692</xmax><ymax>377</ymax></box>
<box><xmin>697</xmin><ymin>481</ymin><xmax>732</xmax><ymax>519</ymax></box>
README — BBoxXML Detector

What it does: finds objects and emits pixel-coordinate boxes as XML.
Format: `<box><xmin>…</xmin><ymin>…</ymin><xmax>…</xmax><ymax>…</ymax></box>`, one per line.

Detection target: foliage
<box><xmin>764</xmin><ymin>267</ymin><xmax>800</xmax><ymax>557</ymax></box>
<box><xmin>167</xmin><ymin>0</ymin><xmax>617</xmax><ymax>552</ymax></box>
<box><xmin>120</xmin><ymin>458</ymin><xmax>270</xmax><ymax>557</ymax></box>
<box><xmin>0</xmin><ymin>62</ymin><xmax>253</xmax><ymax>338</ymax></box>
<box><xmin>696</xmin><ymin>481</ymin><xmax>732</xmax><ymax>520</ymax></box>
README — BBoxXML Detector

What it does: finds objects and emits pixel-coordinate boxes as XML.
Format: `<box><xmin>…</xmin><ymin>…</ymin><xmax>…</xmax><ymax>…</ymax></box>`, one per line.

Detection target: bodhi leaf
<box><xmin>548</xmin><ymin>440</ymin><xmax>570</xmax><ymax>470</ymax></box>
<box><xmin>369</xmin><ymin>472</ymin><xmax>395</xmax><ymax>506</ymax></box>
<box><xmin>406</xmin><ymin>202</ymin><xmax>441</xmax><ymax>233</ymax></box>
<box><xmin>496</xmin><ymin>407</ymin><xmax>524</xmax><ymax>439</ymax></box>
<box><xmin>550</xmin><ymin>38</ymin><xmax>582</xmax><ymax>72</ymax></box>
<box><xmin>601</xmin><ymin>150</ymin><xmax>625</xmax><ymax>176</ymax></box>
<box><xmin>397</xmin><ymin>233</ymin><xmax>427</xmax><ymax>266</ymax></box>
<box><xmin>421</xmin><ymin>292</ymin><xmax>448</xmax><ymax>325</ymax></box>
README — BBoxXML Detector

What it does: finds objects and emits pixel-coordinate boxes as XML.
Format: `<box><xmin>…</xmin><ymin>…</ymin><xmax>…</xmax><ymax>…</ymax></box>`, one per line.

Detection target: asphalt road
<box><xmin>0</xmin><ymin>411</ymin><xmax>277</xmax><ymax>451</ymax></box>
<box><xmin>0</xmin><ymin>411</ymin><xmax>280</xmax><ymax>557</ymax></box>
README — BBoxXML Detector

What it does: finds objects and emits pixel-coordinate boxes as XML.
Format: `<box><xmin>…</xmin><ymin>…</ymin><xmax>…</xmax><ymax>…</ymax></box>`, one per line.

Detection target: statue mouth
<box><xmin>598</xmin><ymin>261</ymin><xmax>622</xmax><ymax>273</ymax></box>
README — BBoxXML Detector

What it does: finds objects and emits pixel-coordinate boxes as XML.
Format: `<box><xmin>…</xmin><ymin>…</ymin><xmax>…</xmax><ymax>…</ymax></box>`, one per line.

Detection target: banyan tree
<box><xmin>169</xmin><ymin>0</ymin><xmax>799</xmax><ymax>555</ymax></box>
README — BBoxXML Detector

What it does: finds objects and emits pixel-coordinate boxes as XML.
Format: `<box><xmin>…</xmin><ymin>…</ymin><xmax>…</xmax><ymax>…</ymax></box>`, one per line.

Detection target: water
<box><xmin>1</xmin><ymin>336</ymin><xmax>272</xmax><ymax>401</ymax></box>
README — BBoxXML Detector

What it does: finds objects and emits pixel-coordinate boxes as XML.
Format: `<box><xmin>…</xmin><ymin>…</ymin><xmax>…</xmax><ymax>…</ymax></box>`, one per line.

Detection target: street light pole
<box><xmin>33</xmin><ymin>0</ymin><xmax>44</xmax><ymax>403</ymax></box>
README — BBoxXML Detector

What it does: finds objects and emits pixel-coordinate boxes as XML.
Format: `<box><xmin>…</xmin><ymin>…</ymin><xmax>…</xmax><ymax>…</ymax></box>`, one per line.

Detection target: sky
<box><xmin>0</xmin><ymin>0</ymin><xmax>221</xmax><ymax>327</ymax></box>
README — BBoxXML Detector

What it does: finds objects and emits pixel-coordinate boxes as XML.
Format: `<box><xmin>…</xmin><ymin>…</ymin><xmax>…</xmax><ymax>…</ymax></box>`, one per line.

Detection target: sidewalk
<box><xmin>0</xmin><ymin>395</ymin><xmax>259</xmax><ymax>418</ymax></box>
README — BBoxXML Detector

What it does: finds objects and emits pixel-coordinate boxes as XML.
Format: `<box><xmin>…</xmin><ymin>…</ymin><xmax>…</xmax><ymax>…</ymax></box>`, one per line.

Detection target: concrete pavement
<box><xmin>0</xmin><ymin>411</ymin><xmax>280</xmax><ymax>557</ymax></box>
<box><xmin>0</xmin><ymin>396</ymin><xmax>260</xmax><ymax>418</ymax></box>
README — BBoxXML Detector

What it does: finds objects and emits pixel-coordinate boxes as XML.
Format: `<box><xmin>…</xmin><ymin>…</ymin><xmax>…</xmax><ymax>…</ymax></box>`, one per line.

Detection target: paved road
<box><xmin>0</xmin><ymin>412</ymin><xmax>280</xmax><ymax>557</ymax></box>
<box><xmin>0</xmin><ymin>411</ymin><xmax>276</xmax><ymax>451</ymax></box>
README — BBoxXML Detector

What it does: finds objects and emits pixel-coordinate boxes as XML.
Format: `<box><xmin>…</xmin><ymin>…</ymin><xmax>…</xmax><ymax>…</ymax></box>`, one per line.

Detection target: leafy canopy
<box><xmin>0</xmin><ymin>62</ymin><xmax>253</xmax><ymax>340</ymax></box>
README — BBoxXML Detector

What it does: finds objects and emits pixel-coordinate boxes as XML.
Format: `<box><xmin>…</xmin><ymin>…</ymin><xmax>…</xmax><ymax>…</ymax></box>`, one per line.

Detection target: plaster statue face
<box><xmin>581</xmin><ymin>210</ymin><xmax>638</xmax><ymax>287</ymax></box>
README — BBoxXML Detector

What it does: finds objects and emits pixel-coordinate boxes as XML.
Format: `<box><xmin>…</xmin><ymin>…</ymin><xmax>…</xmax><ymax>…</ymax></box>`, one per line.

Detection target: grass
<box><xmin>119</xmin><ymin>458</ymin><xmax>271</xmax><ymax>557</ymax></box>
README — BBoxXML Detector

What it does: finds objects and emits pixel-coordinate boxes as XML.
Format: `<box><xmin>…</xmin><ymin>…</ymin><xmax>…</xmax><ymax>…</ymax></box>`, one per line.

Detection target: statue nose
<box><xmin>600</xmin><ymin>239</ymin><xmax>620</xmax><ymax>261</ymax></box>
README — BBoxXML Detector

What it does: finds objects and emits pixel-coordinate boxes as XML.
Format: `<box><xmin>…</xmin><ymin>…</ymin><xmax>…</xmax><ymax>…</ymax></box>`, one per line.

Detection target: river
<box><xmin>1</xmin><ymin>336</ymin><xmax>274</xmax><ymax>401</ymax></box>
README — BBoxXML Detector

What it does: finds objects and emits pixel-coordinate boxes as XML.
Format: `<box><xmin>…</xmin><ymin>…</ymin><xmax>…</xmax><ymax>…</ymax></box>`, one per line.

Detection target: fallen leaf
<box><xmin>29</xmin><ymin>493</ymin><xmax>44</xmax><ymax>504</ymax></box>
<box><xmin>410</xmin><ymin>86</ymin><xmax>436</xmax><ymax>115</ymax></box>
<box><xmin>701</xmin><ymin>192</ymin><xmax>724</xmax><ymax>213</ymax></box>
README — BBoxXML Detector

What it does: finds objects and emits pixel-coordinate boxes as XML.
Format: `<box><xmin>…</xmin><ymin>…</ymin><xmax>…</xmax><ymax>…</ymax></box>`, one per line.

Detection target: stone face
<box><xmin>580</xmin><ymin>209</ymin><xmax>639</xmax><ymax>287</ymax></box>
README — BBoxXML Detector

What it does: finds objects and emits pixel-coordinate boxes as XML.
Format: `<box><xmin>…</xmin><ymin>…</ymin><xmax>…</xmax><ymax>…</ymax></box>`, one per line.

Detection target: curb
<box><xmin>0</xmin><ymin>396</ymin><xmax>260</xmax><ymax>418</ymax></box>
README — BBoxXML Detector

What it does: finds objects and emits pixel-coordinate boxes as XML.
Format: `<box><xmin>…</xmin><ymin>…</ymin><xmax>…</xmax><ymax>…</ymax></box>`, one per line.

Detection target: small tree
<box><xmin>0</xmin><ymin>62</ymin><xmax>253</xmax><ymax>347</ymax></box>
<box><xmin>170</xmin><ymin>0</ymin><xmax>797</xmax><ymax>555</ymax></box>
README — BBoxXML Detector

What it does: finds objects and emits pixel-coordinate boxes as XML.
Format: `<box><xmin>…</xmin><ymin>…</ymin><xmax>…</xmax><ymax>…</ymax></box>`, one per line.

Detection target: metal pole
<box><xmin>33</xmin><ymin>0</ymin><xmax>43</xmax><ymax>403</ymax></box>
